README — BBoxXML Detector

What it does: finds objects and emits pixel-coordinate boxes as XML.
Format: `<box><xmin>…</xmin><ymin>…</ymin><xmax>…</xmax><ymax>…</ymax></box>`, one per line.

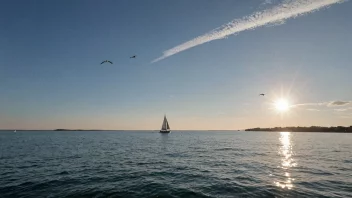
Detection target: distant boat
<box><xmin>14</xmin><ymin>130</ymin><xmax>16</xmax><ymax>133</ymax></box>
<box><xmin>160</xmin><ymin>115</ymin><xmax>171</xmax><ymax>133</ymax></box>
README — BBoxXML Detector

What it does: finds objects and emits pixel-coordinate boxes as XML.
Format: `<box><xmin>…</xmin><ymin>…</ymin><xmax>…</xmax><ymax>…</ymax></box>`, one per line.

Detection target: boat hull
<box><xmin>159</xmin><ymin>130</ymin><xmax>171</xmax><ymax>133</ymax></box>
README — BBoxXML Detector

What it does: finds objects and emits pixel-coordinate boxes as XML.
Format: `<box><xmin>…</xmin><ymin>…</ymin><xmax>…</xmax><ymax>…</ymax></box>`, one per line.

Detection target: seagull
<box><xmin>130</xmin><ymin>55</ymin><xmax>136</xmax><ymax>59</ymax></box>
<box><xmin>101</xmin><ymin>60</ymin><xmax>113</xmax><ymax>65</ymax></box>
<box><xmin>259</xmin><ymin>94</ymin><xmax>265</xmax><ymax>96</ymax></box>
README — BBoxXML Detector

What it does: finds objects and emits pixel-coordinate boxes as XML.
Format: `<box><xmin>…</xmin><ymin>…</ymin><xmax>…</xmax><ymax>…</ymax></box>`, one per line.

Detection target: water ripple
<box><xmin>0</xmin><ymin>131</ymin><xmax>351</xmax><ymax>198</ymax></box>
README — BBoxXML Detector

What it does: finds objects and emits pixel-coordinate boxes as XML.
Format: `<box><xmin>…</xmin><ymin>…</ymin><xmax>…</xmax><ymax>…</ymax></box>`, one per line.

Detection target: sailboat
<box><xmin>160</xmin><ymin>115</ymin><xmax>171</xmax><ymax>133</ymax></box>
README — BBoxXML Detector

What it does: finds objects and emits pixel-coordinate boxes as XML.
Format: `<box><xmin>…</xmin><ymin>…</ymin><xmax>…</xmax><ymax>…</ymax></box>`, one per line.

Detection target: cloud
<box><xmin>293</xmin><ymin>101</ymin><xmax>351</xmax><ymax>107</ymax></box>
<box><xmin>306</xmin><ymin>108</ymin><xmax>321</xmax><ymax>111</ymax></box>
<box><xmin>334</xmin><ymin>107</ymin><xmax>352</xmax><ymax>114</ymax></box>
<box><xmin>292</xmin><ymin>102</ymin><xmax>326</xmax><ymax>107</ymax></box>
<box><xmin>334</xmin><ymin>108</ymin><xmax>349</xmax><ymax>112</ymax></box>
<box><xmin>327</xmin><ymin>101</ymin><xmax>351</xmax><ymax>106</ymax></box>
<box><xmin>262</xmin><ymin>0</ymin><xmax>274</xmax><ymax>5</ymax></box>
<box><xmin>152</xmin><ymin>0</ymin><xmax>346</xmax><ymax>62</ymax></box>
<box><xmin>340</xmin><ymin>116</ymin><xmax>352</xmax><ymax>119</ymax></box>
<box><xmin>292</xmin><ymin>101</ymin><xmax>352</xmax><ymax>113</ymax></box>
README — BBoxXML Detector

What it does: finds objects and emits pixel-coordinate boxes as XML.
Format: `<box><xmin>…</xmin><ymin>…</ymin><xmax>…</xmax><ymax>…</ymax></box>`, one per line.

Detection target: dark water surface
<box><xmin>0</xmin><ymin>131</ymin><xmax>351</xmax><ymax>198</ymax></box>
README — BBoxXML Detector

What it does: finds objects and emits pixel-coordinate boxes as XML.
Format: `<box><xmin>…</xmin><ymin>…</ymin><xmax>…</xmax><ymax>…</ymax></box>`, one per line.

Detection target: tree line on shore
<box><xmin>245</xmin><ymin>126</ymin><xmax>352</xmax><ymax>132</ymax></box>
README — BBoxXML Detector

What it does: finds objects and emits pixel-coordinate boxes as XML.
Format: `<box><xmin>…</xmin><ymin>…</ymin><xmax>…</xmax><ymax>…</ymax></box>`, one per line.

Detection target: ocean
<box><xmin>0</xmin><ymin>131</ymin><xmax>351</xmax><ymax>198</ymax></box>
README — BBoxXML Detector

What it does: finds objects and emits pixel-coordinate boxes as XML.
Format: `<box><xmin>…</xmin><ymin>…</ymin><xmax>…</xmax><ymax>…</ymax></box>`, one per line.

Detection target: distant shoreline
<box><xmin>245</xmin><ymin>126</ymin><xmax>352</xmax><ymax>133</ymax></box>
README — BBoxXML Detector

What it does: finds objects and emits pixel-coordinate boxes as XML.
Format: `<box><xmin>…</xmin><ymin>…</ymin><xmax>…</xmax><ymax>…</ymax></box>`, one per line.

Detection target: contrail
<box><xmin>152</xmin><ymin>0</ymin><xmax>346</xmax><ymax>63</ymax></box>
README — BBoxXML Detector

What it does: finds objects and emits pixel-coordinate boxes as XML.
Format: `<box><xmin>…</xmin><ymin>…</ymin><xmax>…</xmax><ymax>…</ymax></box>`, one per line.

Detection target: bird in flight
<box><xmin>101</xmin><ymin>60</ymin><xmax>113</xmax><ymax>65</ymax></box>
<box><xmin>130</xmin><ymin>55</ymin><xmax>136</xmax><ymax>59</ymax></box>
<box><xmin>259</xmin><ymin>94</ymin><xmax>265</xmax><ymax>96</ymax></box>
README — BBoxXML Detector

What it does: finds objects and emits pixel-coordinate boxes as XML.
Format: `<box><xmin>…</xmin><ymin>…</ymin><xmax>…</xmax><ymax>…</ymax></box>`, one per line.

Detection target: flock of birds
<box><xmin>100</xmin><ymin>55</ymin><xmax>266</xmax><ymax>97</ymax></box>
<box><xmin>100</xmin><ymin>55</ymin><xmax>136</xmax><ymax>65</ymax></box>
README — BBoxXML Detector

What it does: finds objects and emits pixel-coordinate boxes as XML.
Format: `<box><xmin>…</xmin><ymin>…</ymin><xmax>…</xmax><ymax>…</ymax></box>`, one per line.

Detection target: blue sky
<box><xmin>1</xmin><ymin>0</ymin><xmax>351</xmax><ymax>130</ymax></box>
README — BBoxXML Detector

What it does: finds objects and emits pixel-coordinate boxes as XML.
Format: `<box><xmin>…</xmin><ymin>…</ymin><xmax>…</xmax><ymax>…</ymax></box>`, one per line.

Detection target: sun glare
<box><xmin>275</xmin><ymin>99</ymin><xmax>290</xmax><ymax>112</ymax></box>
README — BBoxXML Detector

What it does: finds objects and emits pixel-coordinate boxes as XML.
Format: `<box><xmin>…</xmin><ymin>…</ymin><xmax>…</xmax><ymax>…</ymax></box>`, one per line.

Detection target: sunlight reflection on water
<box><xmin>274</xmin><ymin>132</ymin><xmax>297</xmax><ymax>189</ymax></box>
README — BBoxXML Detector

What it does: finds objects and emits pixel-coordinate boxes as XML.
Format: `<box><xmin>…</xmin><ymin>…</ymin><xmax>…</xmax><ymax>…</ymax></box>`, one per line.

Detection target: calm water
<box><xmin>0</xmin><ymin>131</ymin><xmax>351</xmax><ymax>198</ymax></box>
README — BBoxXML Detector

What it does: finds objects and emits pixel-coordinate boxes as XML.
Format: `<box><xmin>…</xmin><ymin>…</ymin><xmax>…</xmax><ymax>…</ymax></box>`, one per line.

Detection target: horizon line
<box><xmin>1</xmin><ymin>125</ymin><xmax>351</xmax><ymax>131</ymax></box>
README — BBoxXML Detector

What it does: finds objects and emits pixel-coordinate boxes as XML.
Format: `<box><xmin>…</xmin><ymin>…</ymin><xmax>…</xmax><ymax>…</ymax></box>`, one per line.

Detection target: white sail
<box><xmin>166</xmin><ymin>120</ymin><xmax>170</xmax><ymax>130</ymax></box>
<box><xmin>161</xmin><ymin>116</ymin><xmax>167</xmax><ymax>130</ymax></box>
<box><xmin>161</xmin><ymin>115</ymin><xmax>170</xmax><ymax>131</ymax></box>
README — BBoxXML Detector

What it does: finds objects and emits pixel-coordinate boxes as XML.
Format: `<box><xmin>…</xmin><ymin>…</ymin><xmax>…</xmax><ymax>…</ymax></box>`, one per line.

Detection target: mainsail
<box><xmin>166</xmin><ymin>121</ymin><xmax>170</xmax><ymax>130</ymax></box>
<box><xmin>161</xmin><ymin>115</ymin><xmax>170</xmax><ymax>131</ymax></box>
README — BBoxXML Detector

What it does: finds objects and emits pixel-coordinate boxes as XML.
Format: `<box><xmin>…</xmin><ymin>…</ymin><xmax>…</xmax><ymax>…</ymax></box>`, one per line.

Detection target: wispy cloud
<box><xmin>340</xmin><ymin>115</ymin><xmax>352</xmax><ymax>119</ymax></box>
<box><xmin>152</xmin><ymin>0</ymin><xmax>346</xmax><ymax>63</ymax></box>
<box><xmin>293</xmin><ymin>100</ymin><xmax>351</xmax><ymax>107</ymax></box>
<box><xmin>333</xmin><ymin>107</ymin><xmax>352</xmax><ymax>113</ymax></box>
<box><xmin>262</xmin><ymin>0</ymin><xmax>274</xmax><ymax>5</ymax></box>
<box><xmin>292</xmin><ymin>100</ymin><xmax>352</xmax><ymax>113</ymax></box>
<box><xmin>327</xmin><ymin>101</ymin><xmax>351</xmax><ymax>106</ymax></box>
<box><xmin>334</xmin><ymin>108</ymin><xmax>349</xmax><ymax>112</ymax></box>
<box><xmin>292</xmin><ymin>102</ymin><xmax>327</xmax><ymax>107</ymax></box>
<box><xmin>306</xmin><ymin>108</ymin><xmax>321</xmax><ymax>111</ymax></box>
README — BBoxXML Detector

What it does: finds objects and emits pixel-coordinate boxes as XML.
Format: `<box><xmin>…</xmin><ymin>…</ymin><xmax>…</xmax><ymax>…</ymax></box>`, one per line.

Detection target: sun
<box><xmin>275</xmin><ymin>98</ymin><xmax>290</xmax><ymax>112</ymax></box>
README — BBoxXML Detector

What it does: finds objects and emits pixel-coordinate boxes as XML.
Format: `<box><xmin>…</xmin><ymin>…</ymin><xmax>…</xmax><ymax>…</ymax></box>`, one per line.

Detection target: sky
<box><xmin>1</xmin><ymin>0</ymin><xmax>351</xmax><ymax>130</ymax></box>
